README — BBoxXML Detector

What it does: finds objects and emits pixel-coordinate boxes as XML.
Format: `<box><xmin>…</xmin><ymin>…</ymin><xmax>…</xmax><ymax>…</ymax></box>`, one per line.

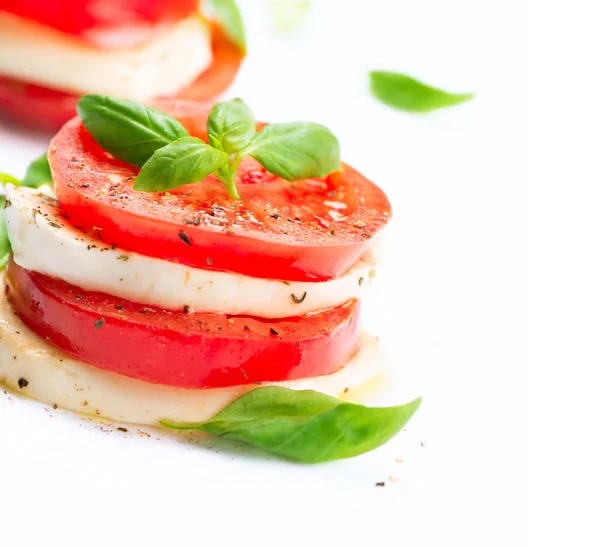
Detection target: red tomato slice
<box><xmin>6</xmin><ymin>260</ymin><xmax>361</xmax><ymax>389</ymax></box>
<box><xmin>50</xmin><ymin>100</ymin><xmax>391</xmax><ymax>282</ymax></box>
<box><xmin>0</xmin><ymin>23</ymin><xmax>243</xmax><ymax>131</ymax></box>
<box><xmin>0</xmin><ymin>0</ymin><xmax>198</xmax><ymax>47</ymax></box>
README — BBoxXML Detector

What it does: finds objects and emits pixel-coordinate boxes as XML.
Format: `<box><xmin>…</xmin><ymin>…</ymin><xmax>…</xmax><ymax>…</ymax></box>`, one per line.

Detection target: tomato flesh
<box><xmin>0</xmin><ymin>0</ymin><xmax>198</xmax><ymax>47</ymax></box>
<box><xmin>0</xmin><ymin>23</ymin><xmax>243</xmax><ymax>131</ymax></box>
<box><xmin>50</xmin><ymin>100</ymin><xmax>391</xmax><ymax>281</ymax></box>
<box><xmin>6</xmin><ymin>260</ymin><xmax>361</xmax><ymax>389</ymax></box>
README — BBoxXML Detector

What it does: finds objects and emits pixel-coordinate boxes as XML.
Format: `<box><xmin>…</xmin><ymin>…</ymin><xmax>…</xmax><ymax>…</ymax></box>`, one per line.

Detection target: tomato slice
<box><xmin>50</xmin><ymin>100</ymin><xmax>391</xmax><ymax>282</ymax></box>
<box><xmin>6</xmin><ymin>259</ymin><xmax>361</xmax><ymax>389</ymax></box>
<box><xmin>0</xmin><ymin>0</ymin><xmax>198</xmax><ymax>47</ymax></box>
<box><xmin>0</xmin><ymin>23</ymin><xmax>243</xmax><ymax>131</ymax></box>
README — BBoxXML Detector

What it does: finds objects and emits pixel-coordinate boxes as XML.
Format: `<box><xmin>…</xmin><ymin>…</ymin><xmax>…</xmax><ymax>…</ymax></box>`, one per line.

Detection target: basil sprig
<box><xmin>207</xmin><ymin>0</ymin><xmax>247</xmax><ymax>53</ymax></box>
<box><xmin>370</xmin><ymin>71</ymin><xmax>474</xmax><ymax>112</ymax></box>
<box><xmin>78</xmin><ymin>95</ymin><xmax>341</xmax><ymax>200</ymax></box>
<box><xmin>161</xmin><ymin>387</ymin><xmax>421</xmax><ymax>463</ymax></box>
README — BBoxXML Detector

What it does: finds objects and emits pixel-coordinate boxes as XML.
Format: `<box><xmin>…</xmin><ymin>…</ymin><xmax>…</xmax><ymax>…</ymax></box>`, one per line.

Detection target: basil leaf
<box><xmin>135</xmin><ymin>137</ymin><xmax>229</xmax><ymax>192</ymax></box>
<box><xmin>246</xmin><ymin>122</ymin><xmax>341</xmax><ymax>181</ymax></box>
<box><xmin>207</xmin><ymin>0</ymin><xmax>247</xmax><ymax>53</ymax></box>
<box><xmin>208</xmin><ymin>98</ymin><xmax>255</xmax><ymax>154</ymax></box>
<box><xmin>161</xmin><ymin>387</ymin><xmax>421</xmax><ymax>463</ymax></box>
<box><xmin>270</xmin><ymin>0</ymin><xmax>312</xmax><ymax>33</ymax></box>
<box><xmin>0</xmin><ymin>197</ymin><xmax>10</xmax><ymax>270</ymax></box>
<box><xmin>77</xmin><ymin>95</ymin><xmax>188</xmax><ymax>167</ymax></box>
<box><xmin>369</xmin><ymin>71</ymin><xmax>474</xmax><ymax>112</ymax></box>
<box><xmin>0</xmin><ymin>173</ymin><xmax>20</xmax><ymax>185</ymax></box>
<box><xmin>21</xmin><ymin>153</ymin><xmax>52</xmax><ymax>188</ymax></box>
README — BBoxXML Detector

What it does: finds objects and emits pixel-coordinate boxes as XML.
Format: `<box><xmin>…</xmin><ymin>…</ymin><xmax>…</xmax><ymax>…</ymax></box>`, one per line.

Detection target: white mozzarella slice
<box><xmin>5</xmin><ymin>187</ymin><xmax>376</xmax><ymax>318</ymax></box>
<box><xmin>0</xmin><ymin>12</ymin><xmax>212</xmax><ymax>101</ymax></box>
<box><xmin>0</xmin><ymin>286</ymin><xmax>385</xmax><ymax>426</ymax></box>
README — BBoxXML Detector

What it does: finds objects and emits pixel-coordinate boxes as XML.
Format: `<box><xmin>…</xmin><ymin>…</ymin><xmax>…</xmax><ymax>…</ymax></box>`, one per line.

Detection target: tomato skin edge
<box><xmin>5</xmin><ymin>259</ymin><xmax>362</xmax><ymax>389</ymax></box>
<box><xmin>0</xmin><ymin>21</ymin><xmax>243</xmax><ymax>131</ymax></box>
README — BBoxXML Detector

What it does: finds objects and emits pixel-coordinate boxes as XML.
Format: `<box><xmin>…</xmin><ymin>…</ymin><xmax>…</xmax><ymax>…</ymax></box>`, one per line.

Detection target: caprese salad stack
<box><xmin>0</xmin><ymin>96</ymin><xmax>420</xmax><ymax>462</ymax></box>
<box><xmin>0</xmin><ymin>0</ymin><xmax>244</xmax><ymax>130</ymax></box>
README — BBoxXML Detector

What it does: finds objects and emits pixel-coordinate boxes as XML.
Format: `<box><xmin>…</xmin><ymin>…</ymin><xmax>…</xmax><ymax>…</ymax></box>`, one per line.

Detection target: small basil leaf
<box><xmin>207</xmin><ymin>0</ymin><xmax>247</xmax><ymax>53</ymax></box>
<box><xmin>161</xmin><ymin>387</ymin><xmax>421</xmax><ymax>463</ymax></box>
<box><xmin>270</xmin><ymin>0</ymin><xmax>312</xmax><ymax>33</ymax></box>
<box><xmin>135</xmin><ymin>137</ymin><xmax>229</xmax><ymax>192</ymax></box>
<box><xmin>77</xmin><ymin>95</ymin><xmax>188</xmax><ymax>167</ymax></box>
<box><xmin>369</xmin><ymin>71</ymin><xmax>474</xmax><ymax>112</ymax></box>
<box><xmin>246</xmin><ymin>122</ymin><xmax>341</xmax><ymax>181</ymax></box>
<box><xmin>21</xmin><ymin>153</ymin><xmax>53</xmax><ymax>188</ymax></box>
<box><xmin>0</xmin><ymin>173</ymin><xmax>20</xmax><ymax>185</ymax></box>
<box><xmin>0</xmin><ymin>197</ymin><xmax>10</xmax><ymax>270</ymax></box>
<box><xmin>208</xmin><ymin>98</ymin><xmax>255</xmax><ymax>154</ymax></box>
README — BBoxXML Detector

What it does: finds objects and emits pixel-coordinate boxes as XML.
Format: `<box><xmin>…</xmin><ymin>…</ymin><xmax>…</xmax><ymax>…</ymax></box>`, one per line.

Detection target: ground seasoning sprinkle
<box><xmin>206</xmin><ymin>258</ymin><xmax>213</xmax><ymax>266</ymax></box>
<box><xmin>375</xmin><ymin>482</ymin><xmax>385</xmax><ymax>487</ymax></box>
<box><xmin>94</xmin><ymin>318</ymin><xmax>105</xmax><ymax>329</ymax></box>
<box><xmin>183</xmin><ymin>305</ymin><xmax>190</xmax><ymax>314</ymax></box>
<box><xmin>117</xmin><ymin>427</ymin><xmax>128</xmax><ymax>432</ymax></box>
<box><xmin>117</xmin><ymin>255</ymin><xmax>129</xmax><ymax>261</ymax></box>
<box><xmin>358</xmin><ymin>277</ymin><xmax>364</xmax><ymax>286</ymax></box>
<box><xmin>244</xmin><ymin>325</ymin><xmax>250</xmax><ymax>331</ymax></box>
<box><xmin>179</xmin><ymin>231</ymin><xmax>192</xmax><ymax>246</ymax></box>
<box><xmin>18</xmin><ymin>378</ymin><xmax>29</xmax><ymax>389</ymax></box>
<box><xmin>291</xmin><ymin>292</ymin><xmax>307</xmax><ymax>304</ymax></box>
<box><xmin>269</xmin><ymin>327</ymin><xmax>279</xmax><ymax>336</ymax></box>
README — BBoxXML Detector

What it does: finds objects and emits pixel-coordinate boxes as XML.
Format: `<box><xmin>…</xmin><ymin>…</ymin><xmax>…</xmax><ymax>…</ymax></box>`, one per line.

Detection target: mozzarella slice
<box><xmin>5</xmin><ymin>187</ymin><xmax>376</xmax><ymax>318</ymax></box>
<box><xmin>0</xmin><ymin>285</ymin><xmax>385</xmax><ymax>426</ymax></box>
<box><xmin>0</xmin><ymin>12</ymin><xmax>212</xmax><ymax>101</ymax></box>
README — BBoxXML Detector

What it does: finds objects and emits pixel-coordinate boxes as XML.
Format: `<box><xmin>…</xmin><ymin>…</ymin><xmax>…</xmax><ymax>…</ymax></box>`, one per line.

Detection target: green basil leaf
<box><xmin>161</xmin><ymin>387</ymin><xmax>421</xmax><ymax>463</ymax></box>
<box><xmin>77</xmin><ymin>95</ymin><xmax>188</xmax><ymax>167</ymax></box>
<box><xmin>208</xmin><ymin>98</ymin><xmax>255</xmax><ymax>154</ymax></box>
<box><xmin>270</xmin><ymin>0</ymin><xmax>312</xmax><ymax>33</ymax></box>
<box><xmin>21</xmin><ymin>153</ymin><xmax>53</xmax><ymax>188</ymax></box>
<box><xmin>369</xmin><ymin>71</ymin><xmax>474</xmax><ymax>112</ymax></box>
<box><xmin>0</xmin><ymin>197</ymin><xmax>10</xmax><ymax>270</ymax></box>
<box><xmin>135</xmin><ymin>136</ymin><xmax>229</xmax><ymax>192</ymax></box>
<box><xmin>207</xmin><ymin>0</ymin><xmax>246</xmax><ymax>53</ymax></box>
<box><xmin>0</xmin><ymin>173</ymin><xmax>20</xmax><ymax>185</ymax></box>
<box><xmin>246</xmin><ymin>122</ymin><xmax>341</xmax><ymax>181</ymax></box>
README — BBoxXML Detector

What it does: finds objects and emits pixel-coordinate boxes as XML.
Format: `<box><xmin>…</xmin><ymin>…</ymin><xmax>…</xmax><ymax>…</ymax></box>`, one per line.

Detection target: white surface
<box><xmin>5</xmin><ymin>186</ymin><xmax>377</xmax><ymax>317</ymax></box>
<box><xmin>0</xmin><ymin>12</ymin><xmax>212</xmax><ymax>101</ymax></box>
<box><xmin>0</xmin><ymin>1</ymin><xmax>528</xmax><ymax>545</ymax></box>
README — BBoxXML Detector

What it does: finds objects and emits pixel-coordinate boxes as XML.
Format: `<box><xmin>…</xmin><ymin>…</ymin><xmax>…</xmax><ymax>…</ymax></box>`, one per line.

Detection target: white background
<box><xmin>0</xmin><ymin>1</ymin><xmax>532</xmax><ymax>545</ymax></box>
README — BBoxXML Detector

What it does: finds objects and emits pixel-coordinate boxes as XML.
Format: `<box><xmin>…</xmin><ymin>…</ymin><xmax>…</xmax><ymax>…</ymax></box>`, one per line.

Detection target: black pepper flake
<box><xmin>117</xmin><ymin>427</ymin><xmax>128</xmax><ymax>432</ymax></box>
<box><xmin>270</xmin><ymin>213</ymin><xmax>281</xmax><ymax>219</ymax></box>
<box><xmin>206</xmin><ymin>258</ymin><xmax>213</xmax><ymax>266</ymax></box>
<box><xmin>183</xmin><ymin>305</ymin><xmax>190</xmax><ymax>314</ymax></box>
<box><xmin>361</xmin><ymin>233</ymin><xmax>372</xmax><ymax>239</ymax></box>
<box><xmin>3</xmin><ymin>197</ymin><xmax>11</xmax><ymax>209</ymax></box>
<box><xmin>76</xmin><ymin>294</ymin><xmax>84</xmax><ymax>299</ymax></box>
<box><xmin>18</xmin><ymin>378</ymin><xmax>29</xmax><ymax>389</ymax></box>
<box><xmin>53</xmin><ymin>404</ymin><xmax>58</xmax><ymax>410</ymax></box>
<box><xmin>269</xmin><ymin>327</ymin><xmax>279</xmax><ymax>336</ymax></box>
<box><xmin>244</xmin><ymin>325</ymin><xmax>250</xmax><ymax>331</ymax></box>
<box><xmin>291</xmin><ymin>292</ymin><xmax>307</xmax><ymax>304</ymax></box>
<box><xmin>375</xmin><ymin>482</ymin><xmax>385</xmax><ymax>487</ymax></box>
<box><xmin>80</xmin><ymin>183</ymin><xmax>90</xmax><ymax>188</ymax></box>
<box><xmin>94</xmin><ymin>318</ymin><xmax>105</xmax><ymax>329</ymax></box>
<box><xmin>115</xmin><ymin>305</ymin><xmax>124</xmax><ymax>310</ymax></box>
<box><xmin>179</xmin><ymin>231</ymin><xmax>192</xmax><ymax>246</ymax></box>
<box><xmin>48</xmin><ymin>221</ymin><xmax>61</xmax><ymax>228</ymax></box>
<box><xmin>117</xmin><ymin>255</ymin><xmax>129</xmax><ymax>261</ymax></box>
<box><xmin>358</xmin><ymin>277</ymin><xmax>364</xmax><ymax>286</ymax></box>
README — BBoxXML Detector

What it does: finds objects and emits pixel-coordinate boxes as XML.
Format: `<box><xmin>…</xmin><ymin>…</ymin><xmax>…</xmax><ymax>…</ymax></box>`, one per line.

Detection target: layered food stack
<box><xmin>0</xmin><ymin>0</ymin><xmax>243</xmax><ymax>129</ymax></box>
<box><xmin>0</xmin><ymin>98</ymin><xmax>394</xmax><ymax>429</ymax></box>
